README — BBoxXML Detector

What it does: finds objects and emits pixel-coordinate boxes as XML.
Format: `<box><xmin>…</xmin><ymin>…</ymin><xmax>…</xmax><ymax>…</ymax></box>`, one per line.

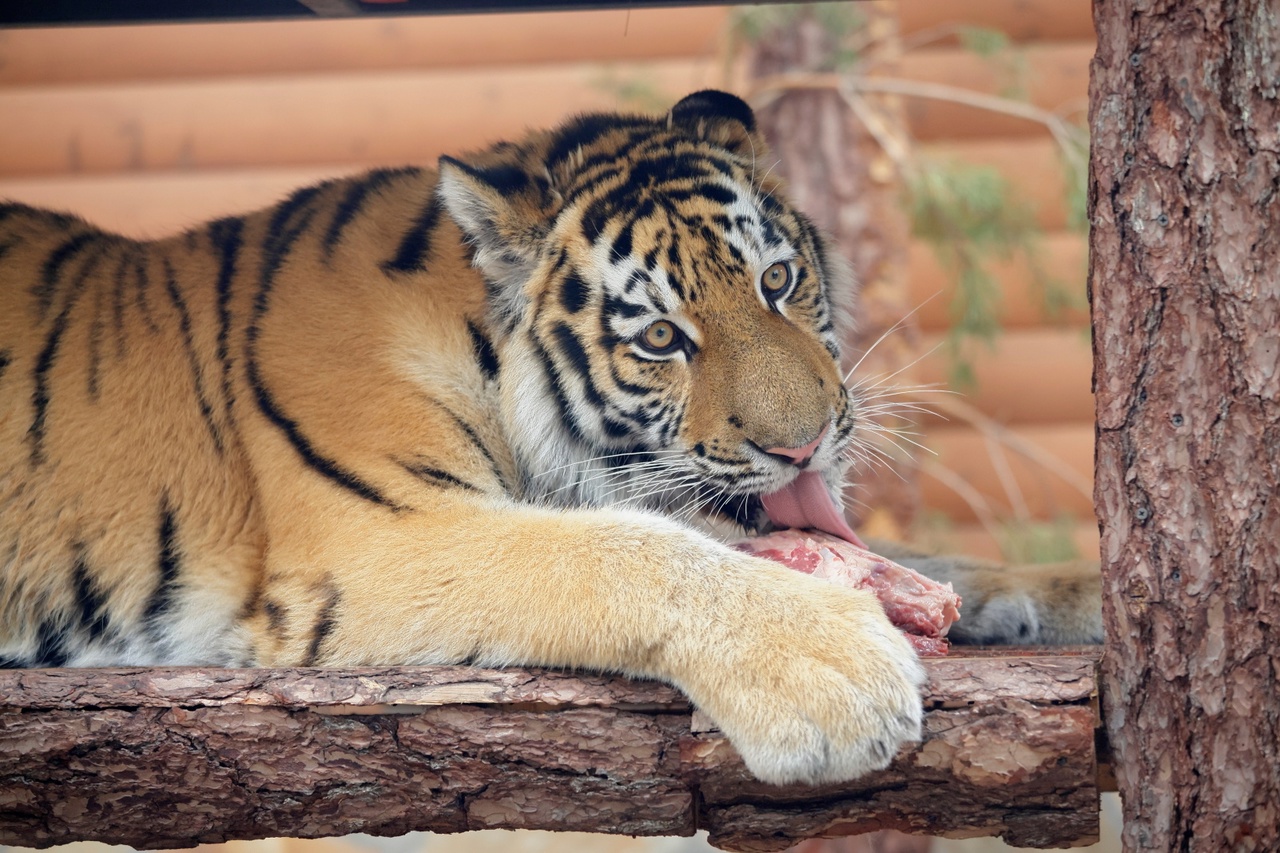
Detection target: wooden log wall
<box><xmin>0</xmin><ymin>0</ymin><xmax>1097</xmax><ymax>558</ymax></box>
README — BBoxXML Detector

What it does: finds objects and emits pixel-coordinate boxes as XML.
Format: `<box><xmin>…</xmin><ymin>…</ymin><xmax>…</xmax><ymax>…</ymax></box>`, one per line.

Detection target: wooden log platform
<box><xmin>0</xmin><ymin>650</ymin><xmax>1106</xmax><ymax>851</ymax></box>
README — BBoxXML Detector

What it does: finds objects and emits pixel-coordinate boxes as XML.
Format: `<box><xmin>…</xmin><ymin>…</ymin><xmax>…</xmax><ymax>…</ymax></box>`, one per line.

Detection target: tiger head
<box><xmin>438</xmin><ymin>90</ymin><xmax>863</xmax><ymax>542</ymax></box>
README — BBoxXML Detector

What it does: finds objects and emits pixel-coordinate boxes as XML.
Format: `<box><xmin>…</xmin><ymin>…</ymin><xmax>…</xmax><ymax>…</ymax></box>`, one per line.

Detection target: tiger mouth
<box><xmin>698</xmin><ymin>470</ymin><xmax>863</xmax><ymax>548</ymax></box>
<box><xmin>757</xmin><ymin>470</ymin><xmax>865</xmax><ymax>547</ymax></box>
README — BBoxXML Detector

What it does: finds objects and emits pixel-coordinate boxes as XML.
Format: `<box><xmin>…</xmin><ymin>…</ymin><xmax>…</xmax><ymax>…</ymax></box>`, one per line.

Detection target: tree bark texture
<box><xmin>1089</xmin><ymin>0</ymin><xmax>1280</xmax><ymax>850</ymax></box>
<box><xmin>0</xmin><ymin>654</ymin><xmax>1103</xmax><ymax>851</ymax></box>
<box><xmin>746</xmin><ymin>1</ymin><xmax>922</xmax><ymax>535</ymax></box>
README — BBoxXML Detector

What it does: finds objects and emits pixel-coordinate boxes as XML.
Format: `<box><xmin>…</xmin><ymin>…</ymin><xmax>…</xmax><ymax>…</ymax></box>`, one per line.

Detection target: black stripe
<box><xmin>248</xmin><ymin>185</ymin><xmax>402</xmax><ymax>510</ymax></box>
<box><xmin>469</xmin><ymin>162</ymin><xmax>530</xmax><ymax>195</ymax></box>
<box><xmin>86</xmin><ymin>276</ymin><xmax>105</xmax><ymax>401</ymax></box>
<box><xmin>609</xmin><ymin>197</ymin><xmax>654</xmax><ymax>262</ymax></box>
<box><xmin>444</xmin><ymin>408</ymin><xmax>508</xmax><ymax>492</ymax></box>
<box><xmin>210</xmin><ymin>217</ymin><xmax>244</xmax><ymax>420</ymax></box>
<box><xmin>262</xmin><ymin>599</ymin><xmax>287</xmax><ymax>636</ymax></box>
<box><xmin>466</xmin><ymin>320</ymin><xmax>500</xmax><ymax>381</ymax></box>
<box><xmin>164</xmin><ymin>256</ymin><xmax>224</xmax><ymax>454</ymax></box>
<box><xmin>302</xmin><ymin>581</ymin><xmax>341</xmax><ymax>667</ymax></box>
<box><xmin>415</xmin><ymin>392</ymin><xmax>508</xmax><ymax>493</ymax></box>
<box><xmin>0</xmin><ymin>202</ymin><xmax>25</xmax><ymax>225</ymax></box>
<box><xmin>34</xmin><ymin>232</ymin><xmax>97</xmax><ymax>321</ymax></box>
<box><xmin>134</xmin><ymin>250</ymin><xmax>161</xmax><ymax>335</ymax></box>
<box><xmin>261</xmin><ymin>184</ymin><xmax>325</xmax><ymax>285</ymax></box>
<box><xmin>687</xmin><ymin>183</ymin><xmax>737</xmax><ymax>206</ymax></box>
<box><xmin>72</xmin><ymin>554</ymin><xmax>111</xmax><ymax>642</ymax></box>
<box><xmin>581</xmin><ymin>197</ymin><xmax>612</xmax><ymax>241</ymax></box>
<box><xmin>111</xmin><ymin>249</ymin><xmax>131</xmax><ymax>358</ymax></box>
<box><xmin>530</xmin><ymin>336</ymin><xmax>588</xmax><ymax>446</ymax></box>
<box><xmin>248</xmin><ymin>369</ymin><xmax>400</xmax><ymax>509</ymax></box>
<box><xmin>0</xmin><ymin>349</ymin><xmax>10</xmax><ymax>385</ymax></box>
<box><xmin>541</xmin><ymin>324</ymin><xmax>632</xmax><ymax>442</ymax></box>
<box><xmin>0</xmin><ymin>656</ymin><xmax>25</xmax><ymax>669</ymax></box>
<box><xmin>607</xmin><ymin>360</ymin><xmax>655</xmax><ymax>398</ymax></box>
<box><xmin>665</xmin><ymin>241</ymin><xmax>687</xmax><ymax>291</ymax></box>
<box><xmin>398</xmin><ymin>458</ymin><xmax>479</xmax><ymax>492</ymax></box>
<box><xmin>0</xmin><ymin>237</ymin><xmax>18</xmax><ymax>263</ymax></box>
<box><xmin>602</xmin><ymin>291</ymin><xmax>648</xmax><ymax>321</ymax></box>
<box><xmin>562</xmin><ymin>166</ymin><xmax>624</xmax><ymax>209</ymax></box>
<box><xmin>323</xmin><ymin>167</ymin><xmax>419</xmax><ymax>261</ymax></box>
<box><xmin>145</xmin><ymin>498</ymin><xmax>182</xmax><ymax>631</ymax></box>
<box><xmin>28</xmin><ymin>243</ymin><xmax>108</xmax><ymax>466</ymax></box>
<box><xmin>701</xmin><ymin>448</ymin><xmax>744</xmax><ymax>467</ymax></box>
<box><xmin>381</xmin><ymin>193</ymin><xmax>442</xmax><ymax>275</ymax></box>
<box><xmin>34</xmin><ymin>620</ymin><xmax>70</xmax><ymax>668</ymax></box>
<box><xmin>550</xmin><ymin>322</ymin><xmax>607</xmax><ymax>410</ymax></box>
<box><xmin>0</xmin><ymin>202</ymin><xmax>76</xmax><ymax>230</ymax></box>
<box><xmin>546</xmin><ymin>114</ymin><xmax>646</xmax><ymax>171</ymax></box>
<box><xmin>559</xmin><ymin>267</ymin><xmax>589</xmax><ymax>314</ymax></box>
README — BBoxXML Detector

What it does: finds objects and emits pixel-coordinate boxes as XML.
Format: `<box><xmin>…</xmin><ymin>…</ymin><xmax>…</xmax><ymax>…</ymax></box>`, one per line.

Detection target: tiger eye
<box><xmin>641</xmin><ymin>320</ymin><xmax>680</xmax><ymax>354</ymax></box>
<box><xmin>761</xmin><ymin>262</ymin><xmax>792</xmax><ymax>298</ymax></box>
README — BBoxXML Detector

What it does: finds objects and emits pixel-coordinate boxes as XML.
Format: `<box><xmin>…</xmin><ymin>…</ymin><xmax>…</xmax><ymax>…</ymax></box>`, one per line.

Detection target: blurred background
<box><xmin>0</xmin><ymin>0</ymin><xmax>1110</xmax><ymax>851</ymax></box>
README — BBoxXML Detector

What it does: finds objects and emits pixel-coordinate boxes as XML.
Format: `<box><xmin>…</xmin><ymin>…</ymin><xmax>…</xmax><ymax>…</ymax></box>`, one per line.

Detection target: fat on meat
<box><xmin>736</xmin><ymin>529</ymin><xmax>962</xmax><ymax>656</ymax></box>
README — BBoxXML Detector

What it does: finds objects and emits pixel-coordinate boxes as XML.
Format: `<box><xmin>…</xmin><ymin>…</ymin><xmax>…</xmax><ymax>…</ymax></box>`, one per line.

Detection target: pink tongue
<box><xmin>760</xmin><ymin>470</ymin><xmax>868</xmax><ymax>549</ymax></box>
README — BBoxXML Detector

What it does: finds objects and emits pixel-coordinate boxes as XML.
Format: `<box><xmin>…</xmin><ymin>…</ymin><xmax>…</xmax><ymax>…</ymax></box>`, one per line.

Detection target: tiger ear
<box><xmin>667</xmin><ymin>90</ymin><xmax>766</xmax><ymax>160</ymax></box>
<box><xmin>438</xmin><ymin>155</ymin><xmax>553</xmax><ymax>326</ymax></box>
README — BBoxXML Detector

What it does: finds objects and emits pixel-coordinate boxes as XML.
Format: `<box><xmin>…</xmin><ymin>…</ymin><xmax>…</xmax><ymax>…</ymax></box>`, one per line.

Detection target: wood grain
<box><xmin>1089</xmin><ymin>0</ymin><xmax>1280</xmax><ymax>849</ymax></box>
<box><xmin>0</xmin><ymin>653</ymin><xmax>1104</xmax><ymax>851</ymax></box>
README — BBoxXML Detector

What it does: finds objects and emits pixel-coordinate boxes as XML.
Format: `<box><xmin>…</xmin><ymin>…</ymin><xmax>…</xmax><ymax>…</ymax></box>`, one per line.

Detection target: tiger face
<box><xmin>438</xmin><ymin>91</ymin><xmax>859</xmax><ymax>538</ymax></box>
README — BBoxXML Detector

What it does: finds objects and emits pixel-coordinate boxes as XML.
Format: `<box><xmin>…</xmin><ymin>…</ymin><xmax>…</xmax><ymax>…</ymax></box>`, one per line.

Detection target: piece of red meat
<box><xmin>736</xmin><ymin>529</ymin><xmax>962</xmax><ymax>657</ymax></box>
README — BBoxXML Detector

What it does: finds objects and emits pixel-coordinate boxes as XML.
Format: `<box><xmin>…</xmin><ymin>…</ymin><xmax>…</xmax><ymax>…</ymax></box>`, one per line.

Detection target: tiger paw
<box><xmin>675</xmin><ymin>557</ymin><xmax>926</xmax><ymax>785</ymax></box>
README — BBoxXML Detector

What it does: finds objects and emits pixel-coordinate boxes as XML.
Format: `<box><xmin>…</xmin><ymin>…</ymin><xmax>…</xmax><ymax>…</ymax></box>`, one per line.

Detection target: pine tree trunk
<box><xmin>1089</xmin><ymin>0</ymin><xmax>1280</xmax><ymax>849</ymax></box>
<box><xmin>745</xmin><ymin>0</ymin><xmax>921</xmax><ymax>537</ymax></box>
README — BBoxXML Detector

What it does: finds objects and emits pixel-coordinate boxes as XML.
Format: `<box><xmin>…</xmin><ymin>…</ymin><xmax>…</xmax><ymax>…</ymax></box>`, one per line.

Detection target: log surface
<box><xmin>0</xmin><ymin>652</ymin><xmax>1103</xmax><ymax>851</ymax></box>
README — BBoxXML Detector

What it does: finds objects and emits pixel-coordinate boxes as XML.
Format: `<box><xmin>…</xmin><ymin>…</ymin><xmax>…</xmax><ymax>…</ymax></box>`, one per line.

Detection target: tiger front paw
<box><xmin>674</xmin><ymin>557</ymin><xmax>926</xmax><ymax>785</ymax></box>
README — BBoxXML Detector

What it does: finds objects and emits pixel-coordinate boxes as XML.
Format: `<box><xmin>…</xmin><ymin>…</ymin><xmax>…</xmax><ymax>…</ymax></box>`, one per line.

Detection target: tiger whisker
<box><xmin>534</xmin><ymin>448</ymin><xmax>681</xmax><ymax>480</ymax></box>
<box><xmin>841</xmin><ymin>296</ymin><xmax>939</xmax><ymax>385</ymax></box>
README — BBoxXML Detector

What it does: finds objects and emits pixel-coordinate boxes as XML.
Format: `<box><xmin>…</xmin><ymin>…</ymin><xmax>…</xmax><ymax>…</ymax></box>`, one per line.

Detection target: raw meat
<box><xmin>737</xmin><ymin>529</ymin><xmax>962</xmax><ymax>656</ymax></box>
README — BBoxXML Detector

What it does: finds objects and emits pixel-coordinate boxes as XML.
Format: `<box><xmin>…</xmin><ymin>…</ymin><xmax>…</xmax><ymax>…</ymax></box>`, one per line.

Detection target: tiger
<box><xmin>0</xmin><ymin>90</ymin><xmax>1100</xmax><ymax>785</ymax></box>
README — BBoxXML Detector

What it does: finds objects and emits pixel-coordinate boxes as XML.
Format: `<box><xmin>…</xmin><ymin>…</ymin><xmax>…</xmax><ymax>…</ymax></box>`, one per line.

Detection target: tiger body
<box><xmin>0</xmin><ymin>91</ymin><xmax>1097</xmax><ymax>785</ymax></box>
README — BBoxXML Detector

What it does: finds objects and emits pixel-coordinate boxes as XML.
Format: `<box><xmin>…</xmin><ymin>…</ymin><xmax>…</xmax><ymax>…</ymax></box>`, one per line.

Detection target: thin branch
<box><xmin>919</xmin><ymin>459</ymin><xmax>1005</xmax><ymax>544</ymax></box>
<box><xmin>748</xmin><ymin>72</ymin><xmax>1089</xmax><ymax>176</ymax></box>
<box><xmin>984</xmin><ymin>429</ymin><xmax>1031</xmax><ymax>522</ymax></box>
<box><xmin>932</xmin><ymin>396</ymin><xmax>1094</xmax><ymax>501</ymax></box>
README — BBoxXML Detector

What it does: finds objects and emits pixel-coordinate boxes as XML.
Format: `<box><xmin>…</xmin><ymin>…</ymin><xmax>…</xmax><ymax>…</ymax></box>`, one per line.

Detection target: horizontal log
<box><xmin>915</xmin><ymin>138</ymin><xmax>1079</xmax><ymax>232</ymax></box>
<box><xmin>914</xmin><ymin>422</ymin><xmax>1095</xmax><ymax>524</ymax></box>
<box><xmin>0</xmin><ymin>167</ymin><xmax>361</xmax><ymax>239</ymax></box>
<box><xmin>910</xmin><ymin>521</ymin><xmax>1100</xmax><ymax>564</ymax></box>
<box><xmin>907</xmin><ymin>230</ymin><xmax>1089</xmax><ymax>333</ymax></box>
<box><xmin>1</xmin><ymin>33</ymin><xmax>1088</xmax><ymax>148</ymax></box>
<box><xmin>0</xmin><ymin>3</ymin><xmax>1092</xmax><ymax>90</ymax></box>
<box><xmin>0</xmin><ymin>139</ymin><xmax>1078</xmax><ymax>246</ymax></box>
<box><xmin>0</xmin><ymin>59</ymin><xmax>720</xmax><ymax>179</ymax></box>
<box><xmin>898</xmin><ymin>0</ymin><xmax>1094</xmax><ymax>43</ymax></box>
<box><xmin>0</xmin><ymin>8</ymin><xmax>729</xmax><ymax>86</ymax></box>
<box><xmin>0</xmin><ymin>654</ymin><xmax>1103</xmax><ymax>851</ymax></box>
<box><xmin>897</xmin><ymin>327</ymin><xmax>1094</xmax><ymax>425</ymax></box>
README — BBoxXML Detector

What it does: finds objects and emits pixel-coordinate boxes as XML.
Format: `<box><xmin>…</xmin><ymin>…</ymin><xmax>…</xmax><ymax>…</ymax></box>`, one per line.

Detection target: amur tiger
<box><xmin>0</xmin><ymin>90</ymin><xmax>1100</xmax><ymax>785</ymax></box>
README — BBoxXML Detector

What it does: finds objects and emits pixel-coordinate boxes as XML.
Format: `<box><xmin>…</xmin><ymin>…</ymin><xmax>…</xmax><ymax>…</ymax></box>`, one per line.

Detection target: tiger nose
<box><xmin>765</xmin><ymin>423</ymin><xmax>830</xmax><ymax>466</ymax></box>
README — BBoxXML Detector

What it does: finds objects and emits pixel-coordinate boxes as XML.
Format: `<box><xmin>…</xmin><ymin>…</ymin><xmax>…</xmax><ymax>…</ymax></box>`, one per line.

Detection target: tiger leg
<box><xmin>247</xmin><ymin>494</ymin><xmax>926</xmax><ymax>786</ymax></box>
<box><xmin>866</xmin><ymin>538</ymin><xmax>1103</xmax><ymax>645</ymax></box>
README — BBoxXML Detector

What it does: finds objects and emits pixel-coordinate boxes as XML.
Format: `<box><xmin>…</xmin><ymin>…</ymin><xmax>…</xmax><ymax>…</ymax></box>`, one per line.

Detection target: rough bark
<box><xmin>0</xmin><ymin>654</ymin><xmax>1103</xmax><ymax>851</ymax></box>
<box><xmin>1088</xmin><ymin>0</ymin><xmax>1280</xmax><ymax>850</ymax></box>
<box><xmin>746</xmin><ymin>1</ymin><xmax>922</xmax><ymax>534</ymax></box>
